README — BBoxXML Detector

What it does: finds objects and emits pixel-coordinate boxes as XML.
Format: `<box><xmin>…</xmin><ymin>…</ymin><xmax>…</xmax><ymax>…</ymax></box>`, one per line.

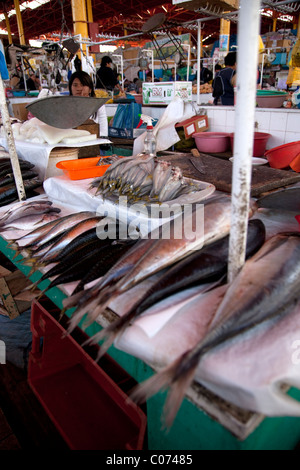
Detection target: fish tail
<box><xmin>11</xmin><ymin>248</ymin><xmax>21</xmax><ymax>259</ymax></box>
<box><xmin>83</xmin><ymin>286</ymin><xmax>121</xmax><ymax>327</ymax></box>
<box><xmin>67</xmin><ymin>296</ymin><xmax>100</xmax><ymax>333</ymax></box>
<box><xmin>130</xmin><ymin>351</ymin><xmax>197</xmax><ymax>429</ymax></box>
<box><xmin>82</xmin><ymin>315</ymin><xmax>126</xmax><ymax>360</ymax></box>
<box><xmin>58</xmin><ymin>307</ymin><xmax>66</xmax><ymax>321</ymax></box>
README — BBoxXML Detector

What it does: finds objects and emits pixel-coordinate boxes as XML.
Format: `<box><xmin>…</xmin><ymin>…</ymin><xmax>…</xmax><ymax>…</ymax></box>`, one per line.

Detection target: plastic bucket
<box><xmin>265</xmin><ymin>140</ymin><xmax>300</xmax><ymax>169</ymax></box>
<box><xmin>230</xmin><ymin>132</ymin><xmax>271</xmax><ymax>157</ymax></box>
<box><xmin>45</xmin><ymin>148</ymin><xmax>79</xmax><ymax>179</ymax></box>
<box><xmin>192</xmin><ymin>132</ymin><xmax>230</xmax><ymax>153</ymax></box>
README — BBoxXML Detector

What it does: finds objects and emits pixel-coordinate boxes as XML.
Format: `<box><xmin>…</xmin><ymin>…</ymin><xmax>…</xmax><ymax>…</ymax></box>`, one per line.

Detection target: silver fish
<box><xmin>0</xmin><ymin>212</ymin><xmax>61</xmax><ymax>232</ymax></box>
<box><xmin>130</xmin><ymin>231</ymin><xmax>300</xmax><ymax>428</ymax></box>
<box><xmin>69</xmin><ymin>195</ymin><xmax>256</xmax><ymax>350</ymax></box>
<box><xmin>10</xmin><ymin>211</ymin><xmax>97</xmax><ymax>252</ymax></box>
<box><xmin>150</xmin><ymin>161</ymin><xmax>172</xmax><ymax>197</ymax></box>
<box><xmin>158</xmin><ymin>167</ymin><xmax>183</xmax><ymax>202</ymax></box>
<box><xmin>0</xmin><ymin>199</ymin><xmax>56</xmax><ymax>228</ymax></box>
<box><xmin>33</xmin><ymin>216</ymin><xmax>103</xmax><ymax>264</ymax></box>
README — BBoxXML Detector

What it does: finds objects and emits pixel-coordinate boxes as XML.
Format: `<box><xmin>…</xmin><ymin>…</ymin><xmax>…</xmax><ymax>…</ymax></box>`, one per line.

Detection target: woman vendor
<box><xmin>68</xmin><ymin>70</ymin><xmax>108</xmax><ymax>138</ymax></box>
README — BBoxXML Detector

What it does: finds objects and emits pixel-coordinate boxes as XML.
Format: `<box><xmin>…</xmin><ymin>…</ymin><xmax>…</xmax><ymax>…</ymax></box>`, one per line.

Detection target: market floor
<box><xmin>0</xmin><ymin>360</ymin><xmax>68</xmax><ymax>449</ymax></box>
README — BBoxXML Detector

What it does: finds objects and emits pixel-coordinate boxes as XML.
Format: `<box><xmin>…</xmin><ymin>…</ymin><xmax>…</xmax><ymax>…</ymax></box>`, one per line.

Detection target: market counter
<box><xmin>1</xmin><ymin>232</ymin><xmax>300</xmax><ymax>450</ymax></box>
<box><xmin>0</xmin><ymin>185</ymin><xmax>300</xmax><ymax>449</ymax></box>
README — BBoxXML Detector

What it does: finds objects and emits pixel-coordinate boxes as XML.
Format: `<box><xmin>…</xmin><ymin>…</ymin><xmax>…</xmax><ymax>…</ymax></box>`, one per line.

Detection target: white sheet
<box><xmin>0</xmin><ymin>136</ymin><xmax>111</xmax><ymax>182</ymax></box>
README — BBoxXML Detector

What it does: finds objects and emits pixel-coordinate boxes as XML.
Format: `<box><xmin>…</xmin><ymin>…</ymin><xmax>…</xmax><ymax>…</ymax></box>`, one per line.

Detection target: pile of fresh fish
<box><xmin>8</xmin><ymin>211</ymin><xmax>137</xmax><ymax>298</ymax></box>
<box><xmin>91</xmin><ymin>219</ymin><xmax>266</xmax><ymax>353</ymax></box>
<box><xmin>91</xmin><ymin>154</ymin><xmax>202</xmax><ymax>204</ymax></box>
<box><xmin>0</xmin><ymin>158</ymin><xmax>42</xmax><ymax>207</ymax></box>
<box><xmin>128</xmin><ymin>231</ymin><xmax>300</xmax><ymax>427</ymax></box>
<box><xmin>0</xmin><ymin>198</ymin><xmax>61</xmax><ymax>231</ymax></box>
<box><xmin>64</xmin><ymin>195</ymin><xmax>257</xmax><ymax>346</ymax></box>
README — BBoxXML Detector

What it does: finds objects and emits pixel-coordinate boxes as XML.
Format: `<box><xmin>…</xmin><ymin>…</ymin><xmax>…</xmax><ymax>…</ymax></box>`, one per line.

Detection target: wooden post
<box><xmin>13</xmin><ymin>0</ymin><xmax>25</xmax><ymax>45</ymax></box>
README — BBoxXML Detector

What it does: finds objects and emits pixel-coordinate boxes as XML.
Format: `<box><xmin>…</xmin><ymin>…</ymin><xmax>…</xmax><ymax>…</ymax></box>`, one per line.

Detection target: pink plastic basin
<box><xmin>193</xmin><ymin>132</ymin><xmax>230</xmax><ymax>153</ymax></box>
<box><xmin>264</xmin><ymin>140</ymin><xmax>300</xmax><ymax>169</ymax></box>
<box><xmin>230</xmin><ymin>132</ymin><xmax>271</xmax><ymax>157</ymax></box>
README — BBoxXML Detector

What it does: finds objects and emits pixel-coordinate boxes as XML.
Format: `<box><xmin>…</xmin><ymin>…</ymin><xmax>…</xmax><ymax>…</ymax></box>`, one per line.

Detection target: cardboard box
<box><xmin>174</xmin><ymin>115</ymin><xmax>208</xmax><ymax>151</ymax></box>
<box><xmin>142</xmin><ymin>81</ymin><xmax>192</xmax><ymax>105</ymax></box>
<box><xmin>176</xmin><ymin>115</ymin><xmax>209</xmax><ymax>139</ymax></box>
<box><xmin>12</xmin><ymin>102</ymin><xmax>29</xmax><ymax>121</ymax></box>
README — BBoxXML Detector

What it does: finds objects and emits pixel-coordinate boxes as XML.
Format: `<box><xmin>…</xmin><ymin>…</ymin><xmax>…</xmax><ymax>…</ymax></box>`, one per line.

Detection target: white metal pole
<box><xmin>187</xmin><ymin>44</ymin><xmax>190</xmax><ymax>81</ymax></box>
<box><xmin>260</xmin><ymin>53</ymin><xmax>265</xmax><ymax>88</ymax></box>
<box><xmin>227</xmin><ymin>0</ymin><xmax>261</xmax><ymax>283</ymax></box>
<box><xmin>121</xmin><ymin>56</ymin><xmax>124</xmax><ymax>89</ymax></box>
<box><xmin>0</xmin><ymin>77</ymin><xmax>26</xmax><ymax>201</ymax></box>
<box><xmin>151</xmin><ymin>50</ymin><xmax>154</xmax><ymax>82</ymax></box>
<box><xmin>197</xmin><ymin>21</ymin><xmax>201</xmax><ymax>106</ymax></box>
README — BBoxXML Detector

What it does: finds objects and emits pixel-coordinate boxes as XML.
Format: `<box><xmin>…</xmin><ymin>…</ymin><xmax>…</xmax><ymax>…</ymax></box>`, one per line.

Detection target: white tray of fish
<box><xmin>92</xmin><ymin>154</ymin><xmax>215</xmax><ymax>205</ymax></box>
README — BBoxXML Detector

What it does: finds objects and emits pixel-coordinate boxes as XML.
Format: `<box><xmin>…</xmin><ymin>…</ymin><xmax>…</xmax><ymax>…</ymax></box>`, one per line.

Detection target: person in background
<box><xmin>145</xmin><ymin>71</ymin><xmax>153</xmax><ymax>82</ymax></box>
<box><xmin>215</xmin><ymin>63</ymin><xmax>222</xmax><ymax>74</ymax></box>
<box><xmin>170</xmin><ymin>67</ymin><xmax>181</xmax><ymax>81</ymax></box>
<box><xmin>96</xmin><ymin>56</ymin><xmax>121</xmax><ymax>92</ymax></box>
<box><xmin>20</xmin><ymin>71</ymin><xmax>41</xmax><ymax>91</ymax></box>
<box><xmin>218</xmin><ymin>51</ymin><xmax>237</xmax><ymax>106</ymax></box>
<box><xmin>266</xmin><ymin>70</ymin><xmax>276</xmax><ymax>88</ymax></box>
<box><xmin>200</xmin><ymin>65</ymin><xmax>213</xmax><ymax>84</ymax></box>
<box><xmin>135</xmin><ymin>73</ymin><xmax>143</xmax><ymax>93</ymax></box>
<box><xmin>69</xmin><ymin>70</ymin><xmax>108</xmax><ymax>139</ymax></box>
<box><xmin>213</xmin><ymin>63</ymin><xmax>222</xmax><ymax>105</ymax></box>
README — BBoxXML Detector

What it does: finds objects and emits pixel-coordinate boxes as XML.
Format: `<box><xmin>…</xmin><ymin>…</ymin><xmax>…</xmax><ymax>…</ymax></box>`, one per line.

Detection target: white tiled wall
<box><xmin>203</xmin><ymin>106</ymin><xmax>300</xmax><ymax>150</ymax></box>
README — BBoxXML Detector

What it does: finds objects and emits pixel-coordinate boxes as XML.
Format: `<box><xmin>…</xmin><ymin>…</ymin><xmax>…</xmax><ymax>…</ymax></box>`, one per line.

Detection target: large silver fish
<box><xmin>130</xmin><ymin>232</ymin><xmax>300</xmax><ymax>428</ymax></box>
<box><xmin>66</xmin><ymin>195</ymin><xmax>256</xmax><ymax>348</ymax></box>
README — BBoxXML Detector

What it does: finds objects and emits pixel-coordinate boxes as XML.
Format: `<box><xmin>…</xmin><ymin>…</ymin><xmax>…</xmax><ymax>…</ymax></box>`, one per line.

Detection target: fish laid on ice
<box><xmin>66</xmin><ymin>195</ymin><xmax>257</xmax><ymax>351</ymax></box>
<box><xmin>130</xmin><ymin>231</ymin><xmax>300</xmax><ymax>428</ymax></box>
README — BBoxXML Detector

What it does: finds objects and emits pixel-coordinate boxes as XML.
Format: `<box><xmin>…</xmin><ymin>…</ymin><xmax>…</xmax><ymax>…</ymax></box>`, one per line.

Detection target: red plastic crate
<box><xmin>28</xmin><ymin>300</ymin><xmax>147</xmax><ymax>450</ymax></box>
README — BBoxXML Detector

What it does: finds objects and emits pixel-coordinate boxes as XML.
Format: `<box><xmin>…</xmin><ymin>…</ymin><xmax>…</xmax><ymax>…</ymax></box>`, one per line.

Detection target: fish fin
<box><xmin>11</xmin><ymin>248</ymin><xmax>21</xmax><ymax>259</ymax></box>
<box><xmin>62</xmin><ymin>290</ymin><xmax>85</xmax><ymax>310</ymax></box>
<box><xmin>82</xmin><ymin>328</ymin><xmax>115</xmax><ymax>361</ymax></box>
<box><xmin>130</xmin><ymin>352</ymin><xmax>197</xmax><ymax>429</ymax></box>
<box><xmin>58</xmin><ymin>307</ymin><xmax>66</xmax><ymax>322</ymax></box>
<box><xmin>66</xmin><ymin>296</ymin><xmax>100</xmax><ymax>334</ymax></box>
<box><xmin>82</xmin><ymin>285</ymin><xmax>121</xmax><ymax>327</ymax></box>
<box><xmin>82</xmin><ymin>312</ymin><xmax>132</xmax><ymax>360</ymax></box>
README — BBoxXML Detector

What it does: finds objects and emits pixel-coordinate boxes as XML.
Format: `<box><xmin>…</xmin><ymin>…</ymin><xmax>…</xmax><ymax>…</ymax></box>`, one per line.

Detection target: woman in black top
<box><xmin>96</xmin><ymin>56</ymin><xmax>120</xmax><ymax>91</ymax></box>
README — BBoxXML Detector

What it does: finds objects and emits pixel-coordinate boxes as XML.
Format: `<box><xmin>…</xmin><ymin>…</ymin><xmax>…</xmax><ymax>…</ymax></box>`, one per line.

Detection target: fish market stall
<box><xmin>0</xmin><ymin>151</ymin><xmax>300</xmax><ymax>449</ymax></box>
